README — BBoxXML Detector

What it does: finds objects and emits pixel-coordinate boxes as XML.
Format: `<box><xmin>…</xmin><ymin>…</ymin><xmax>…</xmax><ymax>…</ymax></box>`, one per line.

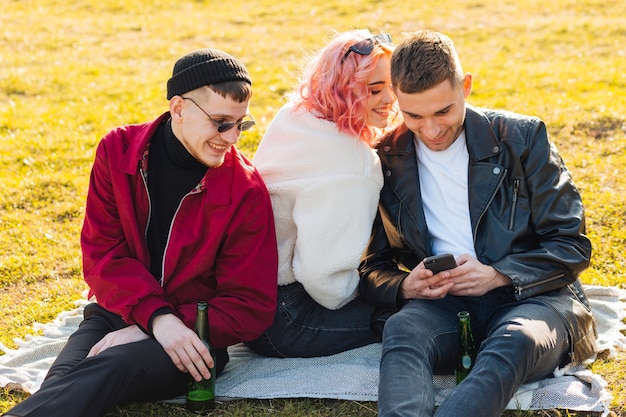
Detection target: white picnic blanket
<box><xmin>2</xmin><ymin>285</ymin><xmax>624</xmax><ymax>416</ymax></box>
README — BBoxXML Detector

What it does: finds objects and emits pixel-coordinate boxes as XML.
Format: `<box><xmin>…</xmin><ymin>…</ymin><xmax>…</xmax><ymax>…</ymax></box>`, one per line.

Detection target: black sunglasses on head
<box><xmin>342</xmin><ymin>33</ymin><xmax>392</xmax><ymax>63</ymax></box>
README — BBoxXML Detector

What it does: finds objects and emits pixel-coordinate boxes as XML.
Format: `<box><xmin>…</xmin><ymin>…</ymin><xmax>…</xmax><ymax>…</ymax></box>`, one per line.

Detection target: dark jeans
<box><xmin>378</xmin><ymin>288</ymin><xmax>571</xmax><ymax>417</ymax></box>
<box><xmin>5</xmin><ymin>303</ymin><xmax>228</xmax><ymax>417</ymax></box>
<box><xmin>245</xmin><ymin>282</ymin><xmax>379</xmax><ymax>357</ymax></box>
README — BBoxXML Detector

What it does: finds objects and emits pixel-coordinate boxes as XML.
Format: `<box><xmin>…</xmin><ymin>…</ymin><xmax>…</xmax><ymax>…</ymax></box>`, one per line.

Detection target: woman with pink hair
<box><xmin>247</xmin><ymin>29</ymin><xmax>398</xmax><ymax>357</ymax></box>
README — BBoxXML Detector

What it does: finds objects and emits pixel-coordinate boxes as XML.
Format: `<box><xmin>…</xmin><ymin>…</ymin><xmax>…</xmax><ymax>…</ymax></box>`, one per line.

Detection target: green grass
<box><xmin>1</xmin><ymin>0</ymin><xmax>625</xmax><ymax>415</ymax></box>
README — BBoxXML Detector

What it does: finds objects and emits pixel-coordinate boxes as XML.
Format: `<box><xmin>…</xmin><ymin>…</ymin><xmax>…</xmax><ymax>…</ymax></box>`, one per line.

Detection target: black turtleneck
<box><xmin>147</xmin><ymin>118</ymin><xmax>208</xmax><ymax>280</ymax></box>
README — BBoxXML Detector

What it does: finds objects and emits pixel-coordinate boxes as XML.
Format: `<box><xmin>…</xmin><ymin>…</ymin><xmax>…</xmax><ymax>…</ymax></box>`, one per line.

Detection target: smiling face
<box><xmin>396</xmin><ymin>74</ymin><xmax>472</xmax><ymax>152</ymax></box>
<box><xmin>365</xmin><ymin>55</ymin><xmax>395</xmax><ymax>129</ymax></box>
<box><xmin>169</xmin><ymin>87</ymin><xmax>251</xmax><ymax>167</ymax></box>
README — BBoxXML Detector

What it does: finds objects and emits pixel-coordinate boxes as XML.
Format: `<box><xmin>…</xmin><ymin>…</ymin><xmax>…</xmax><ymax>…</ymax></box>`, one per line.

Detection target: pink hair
<box><xmin>293</xmin><ymin>30</ymin><xmax>397</xmax><ymax>145</ymax></box>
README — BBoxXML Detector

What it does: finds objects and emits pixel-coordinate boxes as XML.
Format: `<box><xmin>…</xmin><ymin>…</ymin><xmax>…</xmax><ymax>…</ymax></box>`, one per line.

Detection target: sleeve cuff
<box><xmin>147</xmin><ymin>307</ymin><xmax>174</xmax><ymax>335</ymax></box>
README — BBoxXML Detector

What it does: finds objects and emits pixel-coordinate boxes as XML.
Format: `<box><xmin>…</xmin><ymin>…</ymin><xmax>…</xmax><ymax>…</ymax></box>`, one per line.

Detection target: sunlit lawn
<box><xmin>1</xmin><ymin>0</ymin><xmax>625</xmax><ymax>415</ymax></box>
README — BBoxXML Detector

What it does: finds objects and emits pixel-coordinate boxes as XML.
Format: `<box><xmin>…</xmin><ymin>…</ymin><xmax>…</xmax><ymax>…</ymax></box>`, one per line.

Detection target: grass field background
<box><xmin>1</xmin><ymin>0</ymin><xmax>625</xmax><ymax>415</ymax></box>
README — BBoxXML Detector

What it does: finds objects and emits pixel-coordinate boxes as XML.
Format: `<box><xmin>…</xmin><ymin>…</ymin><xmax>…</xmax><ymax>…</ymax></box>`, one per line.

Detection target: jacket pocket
<box><xmin>514</xmin><ymin>273</ymin><xmax>565</xmax><ymax>299</ymax></box>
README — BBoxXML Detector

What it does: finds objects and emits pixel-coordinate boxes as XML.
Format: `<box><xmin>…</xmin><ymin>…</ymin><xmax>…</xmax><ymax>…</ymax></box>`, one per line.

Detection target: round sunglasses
<box><xmin>182</xmin><ymin>96</ymin><xmax>255</xmax><ymax>133</ymax></box>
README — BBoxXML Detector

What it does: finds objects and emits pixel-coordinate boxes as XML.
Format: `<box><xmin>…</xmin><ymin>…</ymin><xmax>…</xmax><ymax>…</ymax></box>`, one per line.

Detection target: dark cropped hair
<box><xmin>391</xmin><ymin>30</ymin><xmax>464</xmax><ymax>94</ymax></box>
<box><xmin>208</xmin><ymin>81</ymin><xmax>253</xmax><ymax>103</ymax></box>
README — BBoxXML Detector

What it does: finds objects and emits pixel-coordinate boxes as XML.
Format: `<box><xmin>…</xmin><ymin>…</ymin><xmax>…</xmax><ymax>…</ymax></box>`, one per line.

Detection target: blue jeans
<box><xmin>378</xmin><ymin>288</ymin><xmax>571</xmax><ymax>417</ymax></box>
<box><xmin>245</xmin><ymin>282</ymin><xmax>379</xmax><ymax>357</ymax></box>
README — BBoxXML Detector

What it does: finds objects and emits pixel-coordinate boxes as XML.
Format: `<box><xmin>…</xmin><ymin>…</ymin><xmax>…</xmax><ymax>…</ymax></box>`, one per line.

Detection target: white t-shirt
<box><xmin>415</xmin><ymin>132</ymin><xmax>477</xmax><ymax>258</ymax></box>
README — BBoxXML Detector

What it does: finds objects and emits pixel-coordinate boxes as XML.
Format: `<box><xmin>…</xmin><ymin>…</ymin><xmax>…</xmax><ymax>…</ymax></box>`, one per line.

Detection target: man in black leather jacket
<box><xmin>358</xmin><ymin>30</ymin><xmax>597</xmax><ymax>417</ymax></box>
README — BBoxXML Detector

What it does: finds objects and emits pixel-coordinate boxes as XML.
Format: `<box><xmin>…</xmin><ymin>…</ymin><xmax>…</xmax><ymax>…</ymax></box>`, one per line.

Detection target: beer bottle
<box><xmin>454</xmin><ymin>311</ymin><xmax>476</xmax><ymax>384</ymax></box>
<box><xmin>186</xmin><ymin>301</ymin><xmax>216</xmax><ymax>413</ymax></box>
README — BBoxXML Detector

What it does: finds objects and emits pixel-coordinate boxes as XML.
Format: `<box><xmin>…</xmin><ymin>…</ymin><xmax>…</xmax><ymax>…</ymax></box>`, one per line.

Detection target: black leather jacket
<box><xmin>359</xmin><ymin>105</ymin><xmax>597</xmax><ymax>363</ymax></box>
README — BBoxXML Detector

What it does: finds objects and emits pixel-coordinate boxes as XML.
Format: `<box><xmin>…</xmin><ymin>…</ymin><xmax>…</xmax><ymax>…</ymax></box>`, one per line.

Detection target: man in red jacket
<box><xmin>4</xmin><ymin>49</ymin><xmax>278</xmax><ymax>417</ymax></box>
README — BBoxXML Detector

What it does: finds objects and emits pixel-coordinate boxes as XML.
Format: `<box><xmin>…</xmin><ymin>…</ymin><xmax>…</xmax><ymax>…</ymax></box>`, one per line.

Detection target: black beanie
<box><xmin>166</xmin><ymin>49</ymin><xmax>252</xmax><ymax>100</ymax></box>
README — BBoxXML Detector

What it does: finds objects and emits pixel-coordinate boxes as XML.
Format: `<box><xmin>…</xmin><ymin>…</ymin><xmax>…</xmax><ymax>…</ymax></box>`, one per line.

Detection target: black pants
<box><xmin>5</xmin><ymin>303</ymin><xmax>228</xmax><ymax>417</ymax></box>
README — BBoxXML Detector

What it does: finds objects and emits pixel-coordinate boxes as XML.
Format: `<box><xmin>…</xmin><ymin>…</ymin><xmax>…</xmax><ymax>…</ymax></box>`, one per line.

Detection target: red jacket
<box><xmin>81</xmin><ymin>112</ymin><xmax>278</xmax><ymax>348</ymax></box>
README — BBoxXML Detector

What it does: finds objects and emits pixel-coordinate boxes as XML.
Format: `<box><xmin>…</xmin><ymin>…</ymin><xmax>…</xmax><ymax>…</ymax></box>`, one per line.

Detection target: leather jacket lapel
<box><xmin>377</xmin><ymin>126</ymin><xmax>430</xmax><ymax>258</ymax></box>
<box><xmin>378</xmin><ymin>107</ymin><xmax>508</xmax><ymax>258</ymax></box>
<box><xmin>465</xmin><ymin>106</ymin><xmax>506</xmax><ymax>237</ymax></box>
<box><xmin>467</xmin><ymin>162</ymin><xmax>506</xmax><ymax>238</ymax></box>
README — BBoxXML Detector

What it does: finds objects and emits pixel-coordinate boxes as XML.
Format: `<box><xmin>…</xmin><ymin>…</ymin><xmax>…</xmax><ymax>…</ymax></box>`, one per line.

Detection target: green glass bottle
<box><xmin>454</xmin><ymin>311</ymin><xmax>476</xmax><ymax>384</ymax></box>
<box><xmin>186</xmin><ymin>301</ymin><xmax>216</xmax><ymax>413</ymax></box>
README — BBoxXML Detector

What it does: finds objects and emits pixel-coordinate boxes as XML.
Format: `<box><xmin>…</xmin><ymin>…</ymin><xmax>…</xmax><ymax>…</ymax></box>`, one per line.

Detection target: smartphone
<box><xmin>423</xmin><ymin>254</ymin><xmax>457</xmax><ymax>274</ymax></box>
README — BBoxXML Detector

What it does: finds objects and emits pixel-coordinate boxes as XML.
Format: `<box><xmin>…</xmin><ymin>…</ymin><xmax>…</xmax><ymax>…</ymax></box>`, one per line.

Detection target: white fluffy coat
<box><xmin>253</xmin><ymin>102</ymin><xmax>383</xmax><ymax>309</ymax></box>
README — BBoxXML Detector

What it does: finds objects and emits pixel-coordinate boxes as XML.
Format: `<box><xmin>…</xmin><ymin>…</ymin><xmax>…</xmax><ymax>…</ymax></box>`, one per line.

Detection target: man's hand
<box><xmin>446</xmin><ymin>254</ymin><xmax>512</xmax><ymax>296</ymax></box>
<box><xmin>151</xmin><ymin>313</ymin><xmax>214</xmax><ymax>382</ymax></box>
<box><xmin>399</xmin><ymin>262</ymin><xmax>455</xmax><ymax>300</ymax></box>
<box><xmin>87</xmin><ymin>324</ymin><xmax>149</xmax><ymax>357</ymax></box>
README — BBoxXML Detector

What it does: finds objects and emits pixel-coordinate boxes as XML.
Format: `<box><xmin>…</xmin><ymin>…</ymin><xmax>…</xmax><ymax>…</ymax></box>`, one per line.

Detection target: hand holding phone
<box><xmin>423</xmin><ymin>254</ymin><xmax>457</xmax><ymax>274</ymax></box>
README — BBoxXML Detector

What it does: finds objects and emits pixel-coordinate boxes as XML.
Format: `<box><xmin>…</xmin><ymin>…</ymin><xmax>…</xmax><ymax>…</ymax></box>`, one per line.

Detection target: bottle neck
<box><xmin>457</xmin><ymin>312</ymin><xmax>472</xmax><ymax>346</ymax></box>
<box><xmin>195</xmin><ymin>302</ymin><xmax>210</xmax><ymax>344</ymax></box>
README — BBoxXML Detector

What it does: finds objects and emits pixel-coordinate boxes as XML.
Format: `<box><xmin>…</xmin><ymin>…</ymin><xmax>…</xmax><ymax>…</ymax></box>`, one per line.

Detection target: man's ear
<box><xmin>169</xmin><ymin>96</ymin><xmax>185</xmax><ymax>121</ymax></box>
<box><xmin>462</xmin><ymin>73</ymin><xmax>473</xmax><ymax>99</ymax></box>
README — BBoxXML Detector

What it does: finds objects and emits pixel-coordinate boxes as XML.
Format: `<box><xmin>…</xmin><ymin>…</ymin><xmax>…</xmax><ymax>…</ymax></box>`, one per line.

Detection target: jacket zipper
<box><xmin>160</xmin><ymin>190</ymin><xmax>200</xmax><ymax>286</ymax></box>
<box><xmin>473</xmin><ymin>170</ymin><xmax>506</xmax><ymax>244</ymax></box>
<box><xmin>140</xmin><ymin>168</ymin><xmax>200</xmax><ymax>287</ymax></box>
<box><xmin>508</xmin><ymin>178</ymin><xmax>520</xmax><ymax>230</ymax></box>
<box><xmin>140</xmin><ymin>169</ymin><xmax>165</xmax><ymax>286</ymax></box>
<box><xmin>140</xmin><ymin>170</ymin><xmax>152</xmax><ymax>244</ymax></box>
<box><xmin>514</xmin><ymin>273</ymin><xmax>564</xmax><ymax>297</ymax></box>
